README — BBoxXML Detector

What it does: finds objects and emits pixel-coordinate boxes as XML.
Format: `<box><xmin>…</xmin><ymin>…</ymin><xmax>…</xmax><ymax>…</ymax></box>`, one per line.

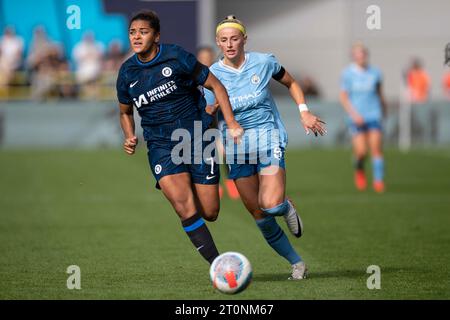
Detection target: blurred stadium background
<box><xmin>0</xmin><ymin>0</ymin><xmax>449</xmax><ymax>299</ymax></box>
<box><xmin>1</xmin><ymin>0</ymin><xmax>449</xmax><ymax>148</ymax></box>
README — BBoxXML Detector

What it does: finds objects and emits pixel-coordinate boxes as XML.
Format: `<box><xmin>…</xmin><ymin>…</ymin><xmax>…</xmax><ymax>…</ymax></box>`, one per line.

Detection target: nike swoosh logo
<box><xmin>206</xmin><ymin>175</ymin><xmax>216</xmax><ymax>180</ymax></box>
<box><xmin>130</xmin><ymin>81</ymin><xmax>139</xmax><ymax>88</ymax></box>
<box><xmin>196</xmin><ymin>245</ymin><xmax>204</xmax><ymax>251</ymax></box>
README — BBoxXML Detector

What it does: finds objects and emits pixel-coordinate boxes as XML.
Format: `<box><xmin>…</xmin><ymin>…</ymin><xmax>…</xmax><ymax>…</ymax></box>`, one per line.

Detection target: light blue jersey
<box><xmin>341</xmin><ymin>63</ymin><xmax>382</xmax><ymax>122</ymax></box>
<box><xmin>205</xmin><ymin>52</ymin><xmax>287</xmax><ymax>154</ymax></box>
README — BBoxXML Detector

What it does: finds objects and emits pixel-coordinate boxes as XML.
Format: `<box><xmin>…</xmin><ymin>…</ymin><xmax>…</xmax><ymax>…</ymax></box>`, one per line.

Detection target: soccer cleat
<box><xmin>289</xmin><ymin>261</ymin><xmax>308</xmax><ymax>280</ymax></box>
<box><xmin>354</xmin><ymin>170</ymin><xmax>367</xmax><ymax>191</ymax></box>
<box><xmin>283</xmin><ymin>199</ymin><xmax>303</xmax><ymax>238</ymax></box>
<box><xmin>373</xmin><ymin>180</ymin><xmax>385</xmax><ymax>193</ymax></box>
<box><xmin>225</xmin><ymin>179</ymin><xmax>240</xmax><ymax>200</ymax></box>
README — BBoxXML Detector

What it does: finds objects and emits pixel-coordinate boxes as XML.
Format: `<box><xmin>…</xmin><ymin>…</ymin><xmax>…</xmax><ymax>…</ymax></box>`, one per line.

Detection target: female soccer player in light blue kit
<box><xmin>339</xmin><ymin>43</ymin><xmax>387</xmax><ymax>193</ymax></box>
<box><xmin>205</xmin><ymin>16</ymin><xmax>326</xmax><ymax>280</ymax></box>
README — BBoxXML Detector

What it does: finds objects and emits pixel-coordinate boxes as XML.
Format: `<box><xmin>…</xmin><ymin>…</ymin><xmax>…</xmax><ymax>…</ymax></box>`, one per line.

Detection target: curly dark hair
<box><xmin>129</xmin><ymin>10</ymin><xmax>160</xmax><ymax>33</ymax></box>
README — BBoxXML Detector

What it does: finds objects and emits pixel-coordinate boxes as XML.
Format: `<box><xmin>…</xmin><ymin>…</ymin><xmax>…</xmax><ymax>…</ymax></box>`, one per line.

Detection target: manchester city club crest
<box><xmin>251</xmin><ymin>74</ymin><xmax>260</xmax><ymax>84</ymax></box>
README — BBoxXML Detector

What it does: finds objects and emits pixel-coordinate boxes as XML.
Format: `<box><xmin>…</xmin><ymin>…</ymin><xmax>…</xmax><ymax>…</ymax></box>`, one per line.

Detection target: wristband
<box><xmin>298</xmin><ymin>104</ymin><xmax>309</xmax><ymax>113</ymax></box>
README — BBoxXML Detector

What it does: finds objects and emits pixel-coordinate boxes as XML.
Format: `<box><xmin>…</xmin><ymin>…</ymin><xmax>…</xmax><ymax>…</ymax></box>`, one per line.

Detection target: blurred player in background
<box><xmin>196</xmin><ymin>45</ymin><xmax>240</xmax><ymax>200</ymax></box>
<box><xmin>340</xmin><ymin>42</ymin><xmax>387</xmax><ymax>193</ymax></box>
<box><xmin>205</xmin><ymin>16</ymin><xmax>326</xmax><ymax>280</ymax></box>
<box><xmin>405</xmin><ymin>58</ymin><xmax>430</xmax><ymax>104</ymax></box>
<box><xmin>443</xmin><ymin>43</ymin><xmax>450</xmax><ymax>100</ymax></box>
<box><xmin>442</xmin><ymin>68</ymin><xmax>450</xmax><ymax>100</ymax></box>
<box><xmin>117</xmin><ymin>11</ymin><xmax>243</xmax><ymax>265</ymax></box>
<box><xmin>196</xmin><ymin>46</ymin><xmax>216</xmax><ymax>67</ymax></box>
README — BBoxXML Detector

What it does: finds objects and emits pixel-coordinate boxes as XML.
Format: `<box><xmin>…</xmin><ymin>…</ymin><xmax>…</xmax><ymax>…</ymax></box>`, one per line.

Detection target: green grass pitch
<box><xmin>0</xmin><ymin>148</ymin><xmax>449</xmax><ymax>299</ymax></box>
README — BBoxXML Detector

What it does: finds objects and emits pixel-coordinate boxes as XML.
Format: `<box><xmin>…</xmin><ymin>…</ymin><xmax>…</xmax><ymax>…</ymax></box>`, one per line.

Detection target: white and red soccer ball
<box><xmin>210</xmin><ymin>252</ymin><xmax>252</xmax><ymax>294</ymax></box>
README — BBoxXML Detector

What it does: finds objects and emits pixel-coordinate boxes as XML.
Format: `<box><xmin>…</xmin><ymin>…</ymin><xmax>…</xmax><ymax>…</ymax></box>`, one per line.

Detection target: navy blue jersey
<box><xmin>116</xmin><ymin>44</ymin><xmax>210</xmax><ymax>129</ymax></box>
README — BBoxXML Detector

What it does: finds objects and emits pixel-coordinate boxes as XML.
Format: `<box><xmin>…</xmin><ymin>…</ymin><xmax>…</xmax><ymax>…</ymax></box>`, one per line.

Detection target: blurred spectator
<box><xmin>27</xmin><ymin>26</ymin><xmax>54</xmax><ymax>72</ymax></box>
<box><xmin>57</xmin><ymin>59</ymin><xmax>77</xmax><ymax>99</ymax></box>
<box><xmin>104</xmin><ymin>40</ymin><xmax>125</xmax><ymax>72</ymax></box>
<box><xmin>196</xmin><ymin>46</ymin><xmax>216</xmax><ymax>67</ymax></box>
<box><xmin>405</xmin><ymin>58</ymin><xmax>430</xmax><ymax>103</ymax></box>
<box><xmin>27</xmin><ymin>27</ymin><xmax>67</xmax><ymax>100</ymax></box>
<box><xmin>32</xmin><ymin>44</ymin><xmax>66</xmax><ymax>100</ymax></box>
<box><xmin>103</xmin><ymin>40</ymin><xmax>125</xmax><ymax>89</ymax></box>
<box><xmin>72</xmin><ymin>32</ymin><xmax>104</xmax><ymax>99</ymax></box>
<box><xmin>300</xmin><ymin>76</ymin><xmax>321</xmax><ymax>98</ymax></box>
<box><xmin>0</xmin><ymin>26</ymin><xmax>24</xmax><ymax>95</ymax></box>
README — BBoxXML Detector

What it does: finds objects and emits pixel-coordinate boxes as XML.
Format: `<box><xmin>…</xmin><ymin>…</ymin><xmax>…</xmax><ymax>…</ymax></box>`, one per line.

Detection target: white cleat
<box><xmin>283</xmin><ymin>199</ymin><xmax>304</xmax><ymax>238</ymax></box>
<box><xmin>289</xmin><ymin>261</ymin><xmax>308</xmax><ymax>280</ymax></box>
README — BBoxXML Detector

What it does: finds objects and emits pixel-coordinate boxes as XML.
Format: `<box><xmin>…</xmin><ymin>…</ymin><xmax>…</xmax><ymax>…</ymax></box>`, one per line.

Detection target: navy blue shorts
<box><xmin>227</xmin><ymin>147</ymin><xmax>286</xmax><ymax>180</ymax></box>
<box><xmin>145</xmin><ymin>120</ymin><xmax>220</xmax><ymax>189</ymax></box>
<box><xmin>349</xmin><ymin>120</ymin><xmax>382</xmax><ymax>135</ymax></box>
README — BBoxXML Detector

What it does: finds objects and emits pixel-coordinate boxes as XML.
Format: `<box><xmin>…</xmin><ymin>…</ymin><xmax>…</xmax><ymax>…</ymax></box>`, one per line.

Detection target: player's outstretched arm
<box><xmin>119</xmin><ymin>103</ymin><xmax>138</xmax><ymax>155</ymax></box>
<box><xmin>276</xmin><ymin>70</ymin><xmax>326</xmax><ymax>136</ymax></box>
<box><xmin>203</xmin><ymin>73</ymin><xmax>244</xmax><ymax>141</ymax></box>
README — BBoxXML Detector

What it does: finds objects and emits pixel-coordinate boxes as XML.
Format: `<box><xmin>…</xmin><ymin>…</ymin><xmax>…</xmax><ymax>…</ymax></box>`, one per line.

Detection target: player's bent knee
<box><xmin>203</xmin><ymin>204</ymin><xmax>220</xmax><ymax>222</ymax></box>
<box><xmin>259</xmin><ymin>197</ymin><xmax>285</xmax><ymax>212</ymax></box>
<box><xmin>260</xmin><ymin>199</ymin><xmax>290</xmax><ymax>216</ymax></box>
<box><xmin>195</xmin><ymin>202</ymin><xmax>220</xmax><ymax>221</ymax></box>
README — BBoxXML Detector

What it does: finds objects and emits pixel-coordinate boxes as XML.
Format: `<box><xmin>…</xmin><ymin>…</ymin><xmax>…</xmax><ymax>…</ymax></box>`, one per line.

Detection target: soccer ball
<box><xmin>210</xmin><ymin>252</ymin><xmax>252</xmax><ymax>294</ymax></box>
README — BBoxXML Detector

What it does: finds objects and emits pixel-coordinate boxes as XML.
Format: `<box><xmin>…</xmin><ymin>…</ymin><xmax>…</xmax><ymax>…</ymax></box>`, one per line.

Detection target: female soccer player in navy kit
<box><xmin>205</xmin><ymin>16</ymin><xmax>326</xmax><ymax>279</ymax></box>
<box><xmin>340</xmin><ymin>43</ymin><xmax>387</xmax><ymax>193</ymax></box>
<box><xmin>117</xmin><ymin>11</ymin><xmax>243</xmax><ymax>265</ymax></box>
